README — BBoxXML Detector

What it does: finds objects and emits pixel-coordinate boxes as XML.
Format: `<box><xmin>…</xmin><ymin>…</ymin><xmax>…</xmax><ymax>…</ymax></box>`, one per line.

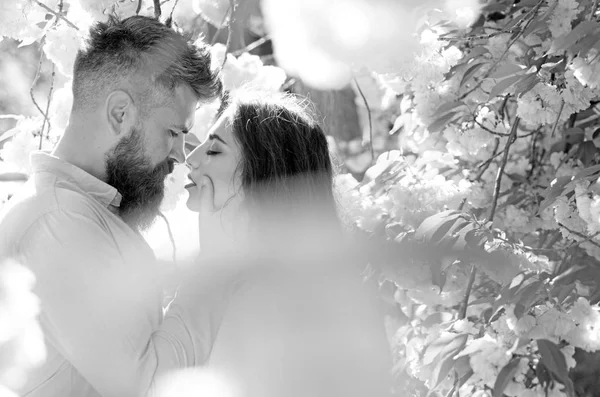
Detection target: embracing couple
<box><xmin>0</xmin><ymin>15</ymin><xmax>391</xmax><ymax>397</ymax></box>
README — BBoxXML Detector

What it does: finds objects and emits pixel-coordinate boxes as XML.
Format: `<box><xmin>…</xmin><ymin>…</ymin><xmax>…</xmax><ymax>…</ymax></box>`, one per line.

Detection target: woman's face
<box><xmin>185</xmin><ymin>114</ymin><xmax>242</xmax><ymax>212</ymax></box>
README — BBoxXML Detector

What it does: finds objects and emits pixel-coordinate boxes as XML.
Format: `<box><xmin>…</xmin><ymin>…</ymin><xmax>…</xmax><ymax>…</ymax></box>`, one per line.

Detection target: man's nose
<box><xmin>170</xmin><ymin>134</ymin><xmax>186</xmax><ymax>164</ymax></box>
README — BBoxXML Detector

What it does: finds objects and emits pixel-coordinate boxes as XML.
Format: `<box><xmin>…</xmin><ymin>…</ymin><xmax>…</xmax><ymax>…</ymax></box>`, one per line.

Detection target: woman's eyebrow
<box><xmin>209</xmin><ymin>133</ymin><xmax>227</xmax><ymax>145</ymax></box>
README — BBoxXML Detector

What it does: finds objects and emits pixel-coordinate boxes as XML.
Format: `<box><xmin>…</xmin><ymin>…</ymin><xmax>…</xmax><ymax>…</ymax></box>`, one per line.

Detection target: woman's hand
<box><xmin>197</xmin><ymin>175</ymin><xmax>247</xmax><ymax>259</ymax></box>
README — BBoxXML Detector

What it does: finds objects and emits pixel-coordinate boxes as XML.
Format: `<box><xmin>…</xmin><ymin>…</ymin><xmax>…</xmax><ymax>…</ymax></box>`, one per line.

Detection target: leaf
<box><xmin>569</xmin><ymin>34</ymin><xmax>600</xmax><ymax>57</ymax></box>
<box><xmin>462</xmin><ymin>47</ymin><xmax>490</xmax><ymax>62</ymax></box>
<box><xmin>564</xmin><ymin>127</ymin><xmax>585</xmax><ymax>145</ymax></box>
<box><xmin>421</xmin><ymin>312</ymin><xmax>454</xmax><ymax>328</ymax></box>
<box><xmin>428</xmin><ymin>111</ymin><xmax>457</xmax><ymax>133</ymax></box>
<box><xmin>422</xmin><ymin>333</ymin><xmax>467</xmax><ymax>366</ymax></box>
<box><xmin>429</xmin><ymin>335</ymin><xmax>469</xmax><ymax>389</ymax></box>
<box><xmin>489</xmin><ymin>63</ymin><xmax>524</xmax><ymax>79</ymax></box>
<box><xmin>514</xmin><ymin>280</ymin><xmax>542</xmax><ymax>318</ymax></box>
<box><xmin>488</xmin><ymin>74</ymin><xmax>523</xmax><ymax>100</ymax></box>
<box><xmin>493</xmin><ymin>357</ymin><xmax>522</xmax><ymax>397</ymax></box>
<box><xmin>536</xmin><ymin>361</ymin><xmax>552</xmax><ymax>387</ymax></box>
<box><xmin>460</xmin><ymin>63</ymin><xmax>487</xmax><ymax>87</ymax></box>
<box><xmin>513</xmin><ymin>73</ymin><xmax>539</xmax><ymax>97</ymax></box>
<box><xmin>576</xmin><ymin>141</ymin><xmax>598</xmax><ymax>167</ymax></box>
<box><xmin>536</xmin><ymin>339</ymin><xmax>570</xmax><ymax>386</ymax></box>
<box><xmin>436</xmin><ymin>101</ymin><xmax>466</xmax><ymax>115</ymax></box>
<box><xmin>550</xmin><ymin>21</ymin><xmax>600</xmax><ymax>54</ymax></box>
<box><xmin>414</xmin><ymin>210</ymin><xmax>462</xmax><ymax>242</ymax></box>
<box><xmin>444</xmin><ymin>61</ymin><xmax>471</xmax><ymax>81</ymax></box>
<box><xmin>569</xmin><ymin>163</ymin><xmax>600</xmax><ymax>185</ymax></box>
<box><xmin>538</xmin><ymin>175</ymin><xmax>575</xmax><ymax>212</ymax></box>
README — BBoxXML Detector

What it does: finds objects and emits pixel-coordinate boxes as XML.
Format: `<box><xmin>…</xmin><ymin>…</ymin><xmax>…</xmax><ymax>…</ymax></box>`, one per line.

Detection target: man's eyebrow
<box><xmin>209</xmin><ymin>133</ymin><xmax>227</xmax><ymax>145</ymax></box>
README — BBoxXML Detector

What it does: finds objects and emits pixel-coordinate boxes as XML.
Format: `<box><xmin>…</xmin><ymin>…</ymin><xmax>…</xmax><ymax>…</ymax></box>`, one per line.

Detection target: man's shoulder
<box><xmin>0</xmin><ymin>176</ymin><xmax>107</xmax><ymax>246</ymax></box>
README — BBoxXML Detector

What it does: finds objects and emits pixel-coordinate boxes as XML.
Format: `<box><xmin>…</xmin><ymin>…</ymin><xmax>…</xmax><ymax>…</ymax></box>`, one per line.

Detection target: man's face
<box><xmin>105</xmin><ymin>85</ymin><xmax>198</xmax><ymax>230</ymax></box>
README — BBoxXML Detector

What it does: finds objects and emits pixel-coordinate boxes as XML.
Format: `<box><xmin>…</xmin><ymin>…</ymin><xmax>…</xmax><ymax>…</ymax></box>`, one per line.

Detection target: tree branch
<box><xmin>354</xmin><ymin>77</ymin><xmax>375</xmax><ymax>163</ymax></box>
<box><xmin>232</xmin><ymin>35</ymin><xmax>271</xmax><ymax>56</ymax></box>
<box><xmin>33</xmin><ymin>0</ymin><xmax>79</xmax><ymax>30</ymax></box>
<box><xmin>558</xmin><ymin>223</ymin><xmax>600</xmax><ymax>250</ymax></box>
<box><xmin>489</xmin><ymin>117</ymin><xmax>521</xmax><ymax>222</ymax></box>
<box><xmin>30</xmin><ymin>50</ymin><xmax>46</xmax><ymax>122</ymax></box>
<box><xmin>590</xmin><ymin>0</ymin><xmax>599</xmax><ymax>21</ymax></box>
<box><xmin>550</xmin><ymin>99</ymin><xmax>565</xmax><ymax>137</ymax></box>
<box><xmin>474</xmin><ymin>138</ymin><xmax>501</xmax><ymax>181</ymax></box>
<box><xmin>458</xmin><ymin>0</ymin><xmax>544</xmax><ymax>101</ymax></box>
<box><xmin>154</xmin><ymin>0</ymin><xmax>161</xmax><ymax>19</ymax></box>
<box><xmin>39</xmin><ymin>64</ymin><xmax>56</xmax><ymax>150</ymax></box>
<box><xmin>459</xmin><ymin>265</ymin><xmax>477</xmax><ymax>319</ymax></box>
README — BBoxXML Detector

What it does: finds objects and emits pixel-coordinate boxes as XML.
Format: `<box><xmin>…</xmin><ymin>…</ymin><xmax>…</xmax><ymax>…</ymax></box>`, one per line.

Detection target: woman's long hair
<box><xmin>225</xmin><ymin>90</ymin><xmax>340</xmax><ymax>242</ymax></box>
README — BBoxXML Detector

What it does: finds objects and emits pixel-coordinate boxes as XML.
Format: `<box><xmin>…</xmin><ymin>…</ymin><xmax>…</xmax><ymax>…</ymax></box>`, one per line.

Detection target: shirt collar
<box><xmin>30</xmin><ymin>151</ymin><xmax>122</xmax><ymax>209</ymax></box>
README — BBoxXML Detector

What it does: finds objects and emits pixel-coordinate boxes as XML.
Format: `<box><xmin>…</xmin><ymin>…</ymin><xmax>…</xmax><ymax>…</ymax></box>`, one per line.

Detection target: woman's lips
<box><xmin>184</xmin><ymin>174</ymin><xmax>197</xmax><ymax>189</ymax></box>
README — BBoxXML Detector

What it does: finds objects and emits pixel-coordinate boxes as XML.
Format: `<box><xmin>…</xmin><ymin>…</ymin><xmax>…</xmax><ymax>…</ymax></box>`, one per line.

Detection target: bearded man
<box><xmin>0</xmin><ymin>15</ymin><xmax>222</xmax><ymax>397</ymax></box>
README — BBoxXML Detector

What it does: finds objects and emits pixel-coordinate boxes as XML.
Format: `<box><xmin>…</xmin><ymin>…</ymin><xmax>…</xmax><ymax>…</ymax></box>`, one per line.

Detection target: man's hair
<box><xmin>225</xmin><ymin>90</ymin><xmax>340</xmax><ymax>232</ymax></box>
<box><xmin>72</xmin><ymin>15</ymin><xmax>222</xmax><ymax>113</ymax></box>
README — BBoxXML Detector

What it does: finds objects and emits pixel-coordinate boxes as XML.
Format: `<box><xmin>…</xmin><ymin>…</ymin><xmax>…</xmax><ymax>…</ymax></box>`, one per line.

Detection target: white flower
<box><xmin>562</xmin><ymin>70</ymin><xmax>595</xmax><ymax>115</ymax></box>
<box><xmin>547</xmin><ymin>0</ymin><xmax>580</xmax><ymax>39</ymax></box>
<box><xmin>43</xmin><ymin>23</ymin><xmax>84</xmax><ymax>78</ymax></box>
<box><xmin>565</xmin><ymin>298</ymin><xmax>600</xmax><ymax>352</ymax></box>
<box><xmin>571</xmin><ymin>52</ymin><xmax>600</xmax><ymax>89</ymax></box>
<box><xmin>0</xmin><ymin>118</ymin><xmax>42</xmax><ymax>174</ymax></box>
<box><xmin>516</xmin><ymin>83</ymin><xmax>563</xmax><ymax>128</ymax></box>
<box><xmin>0</xmin><ymin>0</ymin><xmax>45</xmax><ymax>42</ymax></box>
<box><xmin>210</xmin><ymin>44</ymin><xmax>286</xmax><ymax>92</ymax></box>
<box><xmin>458</xmin><ymin>335</ymin><xmax>511</xmax><ymax>388</ymax></box>
<box><xmin>48</xmin><ymin>81</ymin><xmax>73</xmax><ymax>140</ymax></box>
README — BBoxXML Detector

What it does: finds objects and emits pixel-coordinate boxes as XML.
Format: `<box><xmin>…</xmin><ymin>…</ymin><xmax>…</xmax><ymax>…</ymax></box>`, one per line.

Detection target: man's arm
<box><xmin>20</xmin><ymin>209</ymin><xmax>212</xmax><ymax>397</ymax></box>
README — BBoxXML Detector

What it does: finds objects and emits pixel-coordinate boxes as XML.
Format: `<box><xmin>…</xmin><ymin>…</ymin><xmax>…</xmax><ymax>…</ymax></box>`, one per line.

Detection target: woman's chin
<box><xmin>184</xmin><ymin>193</ymin><xmax>201</xmax><ymax>213</ymax></box>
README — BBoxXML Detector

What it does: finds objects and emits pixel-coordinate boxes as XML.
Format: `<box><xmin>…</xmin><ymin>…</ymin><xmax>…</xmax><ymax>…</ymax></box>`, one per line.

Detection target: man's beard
<box><xmin>105</xmin><ymin>126</ymin><xmax>172</xmax><ymax>231</ymax></box>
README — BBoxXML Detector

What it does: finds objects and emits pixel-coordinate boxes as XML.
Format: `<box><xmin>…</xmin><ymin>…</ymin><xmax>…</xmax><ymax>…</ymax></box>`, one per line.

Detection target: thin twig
<box><xmin>33</xmin><ymin>0</ymin><xmax>79</xmax><ymax>30</ymax></box>
<box><xmin>158</xmin><ymin>212</ymin><xmax>177</xmax><ymax>265</ymax></box>
<box><xmin>30</xmin><ymin>50</ymin><xmax>46</xmax><ymax>119</ymax></box>
<box><xmin>221</xmin><ymin>0</ymin><xmax>236</xmax><ymax>70</ymax></box>
<box><xmin>474</xmin><ymin>119</ymin><xmax>510</xmax><ymax>136</ymax></box>
<box><xmin>232</xmin><ymin>35</ymin><xmax>270</xmax><ymax>56</ymax></box>
<box><xmin>489</xmin><ymin>117</ymin><xmax>521</xmax><ymax>222</ymax></box>
<box><xmin>211</xmin><ymin>2</ymin><xmax>234</xmax><ymax>45</ymax></box>
<box><xmin>550</xmin><ymin>100</ymin><xmax>565</xmax><ymax>137</ymax></box>
<box><xmin>460</xmin><ymin>265</ymin><xmax>477</xmax><ymax>319</ymax></box>
<box><xmin>558</xmin><ymin>223</ymin><xmax>600</xmax><ymax>249</ymax></box>
<box><xmin>39</xmin><ymin>64</ymin><xmax>56</xmax><ymax>150</ymax></box>
<box><xmin>475</xmin><ymin>138</ymin><xmax>501</xmax><ymax>181</ymax></box>
<box><xmin>136</xmin><ymin>0</ymin><xmax>143</xmax><ymax>14</ymax></box>
<box><xmin>153</xmin><ymin>0</ymin><xmax>161</xmax><ymax>19</ymax></box>
<box><xmin>590</xmin><ymin>0</ymin><xmax>599</xmax><ymax>21</ymax></box>
<box><xmin>437</xmin><ymin>30</ymin><xmax>515</xmax><ymax>42</ymax></box>
<box><xmin>458</xmin><ymin>0</ymin><xmax>544</xmax><ymax>101</ymax></box>
<box><xmin>168</xmin><ymin>0</ymin><xmax>180</xmax><ymax>21</ymax></box>
<box><xmin>353</xmin><ymin>77</ymin><xmax>374</xmax><ymax>162</ymax></box>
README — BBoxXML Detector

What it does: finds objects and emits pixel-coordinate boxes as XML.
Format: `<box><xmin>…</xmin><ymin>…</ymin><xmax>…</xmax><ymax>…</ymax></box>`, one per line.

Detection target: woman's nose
<box><xmin>185</xmin><ymin>145</ymin><xmax>202</xmax><ymax>169</ymax></box>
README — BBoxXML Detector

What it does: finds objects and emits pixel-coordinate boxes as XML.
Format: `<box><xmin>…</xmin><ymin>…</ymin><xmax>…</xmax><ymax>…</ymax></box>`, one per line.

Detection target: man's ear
<box><xmin>106</xmin><ymin>90</ymin><xmax>137</xmax><ymax>136</ymax></box>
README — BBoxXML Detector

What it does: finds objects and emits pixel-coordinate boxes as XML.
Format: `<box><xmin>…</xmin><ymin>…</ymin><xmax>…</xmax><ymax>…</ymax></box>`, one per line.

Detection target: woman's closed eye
<box><xmin>169</xmin><ymin>130</ymin><xmax>179</xmax><ymax>138</ymax></box>
<box><xmin>206</xmin><ymin>149</ymin><xmax>221</xmax><ymax>156</ymax></box>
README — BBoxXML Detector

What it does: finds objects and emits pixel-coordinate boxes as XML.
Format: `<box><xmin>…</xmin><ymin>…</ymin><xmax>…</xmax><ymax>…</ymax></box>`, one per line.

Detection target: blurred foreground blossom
<box><xmin>155</xmin><ymin>368</ymin><xmax>238</xmax><ymax>397</ymax></box>
<box><xmin>0</xmin><ymin>259</ymin><xmax>46</xmax><ymax>393</ymax></box>
<box><xmin>262</xmin><ymin>0</ymin><xmax>482</xmax><ymax>89</ymax></box>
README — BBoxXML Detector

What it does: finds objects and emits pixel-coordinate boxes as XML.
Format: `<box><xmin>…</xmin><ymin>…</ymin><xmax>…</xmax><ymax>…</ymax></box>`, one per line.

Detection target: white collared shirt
<box><xmin>0</xmin><ymin>152</ymin><xmax>215</xmax><ymax>397</ymax></box>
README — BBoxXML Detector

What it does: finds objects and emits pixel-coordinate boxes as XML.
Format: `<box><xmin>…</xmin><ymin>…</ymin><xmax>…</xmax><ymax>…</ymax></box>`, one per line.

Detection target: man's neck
<box><xmin>53</xmin><ymin>121</ymin><xmax>109</xmax><ymax>182</ymax></box>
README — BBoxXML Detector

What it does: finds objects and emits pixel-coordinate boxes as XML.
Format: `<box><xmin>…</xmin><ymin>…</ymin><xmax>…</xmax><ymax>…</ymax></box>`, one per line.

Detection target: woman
<box><xmin>183</xmin><ymin>90</ymin><xmax>391</xmax><ymax>397</ymax></box>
